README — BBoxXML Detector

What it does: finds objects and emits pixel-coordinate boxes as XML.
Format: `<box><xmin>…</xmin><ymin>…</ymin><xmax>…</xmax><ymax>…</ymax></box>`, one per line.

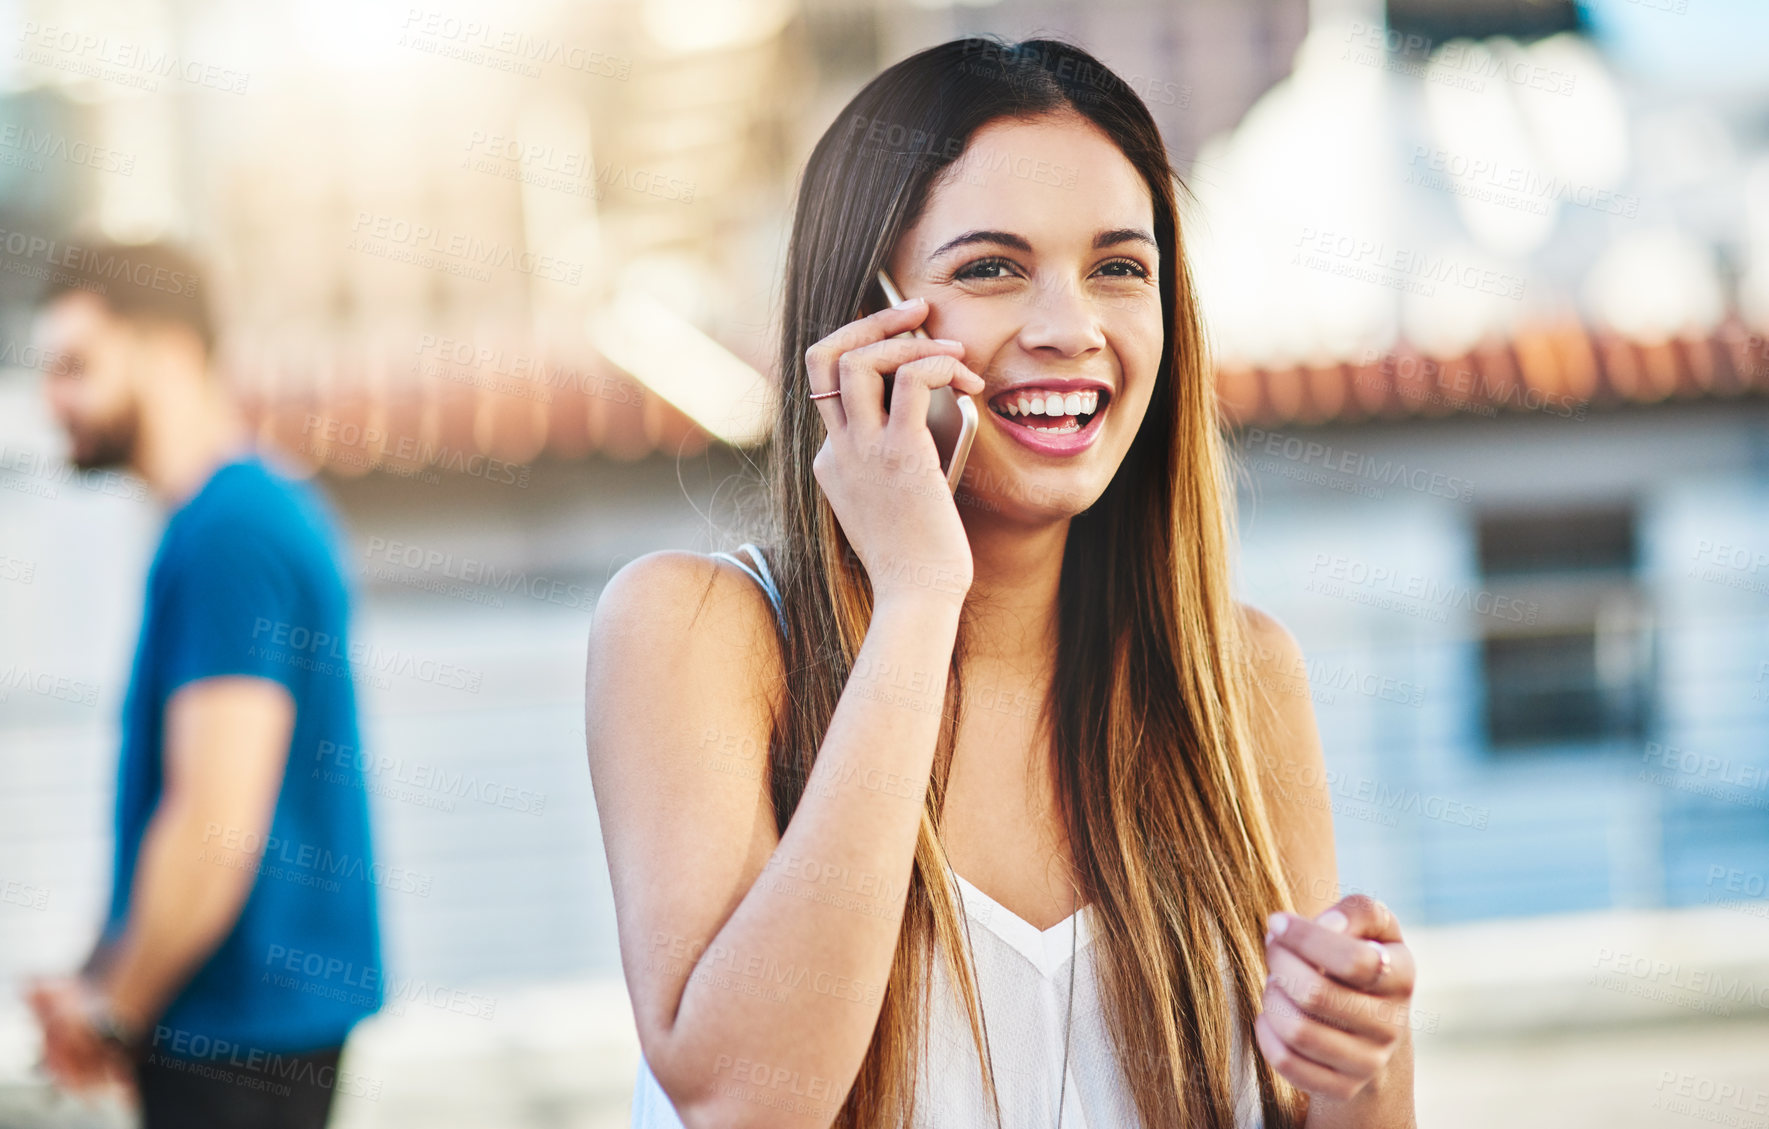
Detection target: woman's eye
<box><xmin>953</xmin><ymin>257</ymin><xmax>1018</xmax><ymax>282</ymax></box>
<box><xmin>1097</xmin><ymin>258</ymin><xmax>1150</xmax><ymax>279</ymax></box>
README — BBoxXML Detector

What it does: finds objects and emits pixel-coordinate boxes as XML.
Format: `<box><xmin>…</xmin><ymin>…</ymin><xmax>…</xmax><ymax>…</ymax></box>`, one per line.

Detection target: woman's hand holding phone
<box><xmin>805</xmin><ymin>296</ymin><xmax>984</xmax><ymax>606</ymax></box>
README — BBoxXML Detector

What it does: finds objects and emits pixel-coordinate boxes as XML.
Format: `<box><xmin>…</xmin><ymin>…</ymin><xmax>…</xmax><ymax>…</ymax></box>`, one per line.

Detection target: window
<box><xmin>1386</xmin><ymin>0</ymin><xmax>1582</xmax><ymax>46</ymax></box>
<box><xmin>1478</xmin><ymin>505</ymin><xmax>1655</xmax><ymax>749</ymax></box>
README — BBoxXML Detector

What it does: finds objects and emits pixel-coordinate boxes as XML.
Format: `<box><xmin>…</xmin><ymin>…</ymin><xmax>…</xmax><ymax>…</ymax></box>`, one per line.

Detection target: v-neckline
<box><xmin>948</xmin><ymin>868</ymin><xmax>1095</xmax><ymax>978</ymax></box>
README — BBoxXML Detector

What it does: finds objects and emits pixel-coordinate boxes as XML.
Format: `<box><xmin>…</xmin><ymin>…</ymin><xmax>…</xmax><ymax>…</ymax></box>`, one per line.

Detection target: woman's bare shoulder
<box><xmin>1235</xmin><ymin>601</ymin><xmax>1303</xmax><ymax>665</ymax></box>
<box><xmin>1231</xmin><ymin>600</ymin><xmax>1315</xmax><ymax>748</ymax></box>
<box><xmin>587</xmin><ymin>549</ymin><xmax>786</xmax><ymax>708</ymax></box>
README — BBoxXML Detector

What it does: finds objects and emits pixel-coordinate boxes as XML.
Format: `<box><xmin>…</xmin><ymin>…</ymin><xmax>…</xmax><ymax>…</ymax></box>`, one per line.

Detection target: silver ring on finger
<box><xmin>1366</xmin><ymin>940</ymin><xmax>1391</xmax><ymax>991</ymax></box>
<box><xmin>808</xmin><ymin>389</ymin><xmax>843</xmax><ymax>401</ymax></box>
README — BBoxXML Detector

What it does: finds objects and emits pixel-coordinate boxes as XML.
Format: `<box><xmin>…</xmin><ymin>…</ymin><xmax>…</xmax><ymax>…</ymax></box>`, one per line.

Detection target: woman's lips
<box><xmin>984</xmin><ymin>390</ymin><xmax>1108</xmax><ymax>456</ymax></box>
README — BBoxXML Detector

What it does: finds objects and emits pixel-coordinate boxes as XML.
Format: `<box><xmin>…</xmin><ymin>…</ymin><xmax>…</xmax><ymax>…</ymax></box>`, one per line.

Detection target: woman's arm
<box><xmin>1240</xmin><ymin>606</ymin><xmax>1419</xmax><ymax>1129</ymax></box>
<box><xmin>586</xmin><ymin>551</ymin><xmax>964</xmax><ymax>1129</ymax></box>
<box><xmin>1241</xmin><ymin>606</ymin><xmax>1340</xmax><ymax>920</ymax></box>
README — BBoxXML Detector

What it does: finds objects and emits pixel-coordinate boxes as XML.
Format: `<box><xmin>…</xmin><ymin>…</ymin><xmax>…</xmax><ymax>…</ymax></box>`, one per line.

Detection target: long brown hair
<box><xmin>731</xmin><ymin>34</ymin><xmax>1307</xmax><ymax>1129</ymax></box>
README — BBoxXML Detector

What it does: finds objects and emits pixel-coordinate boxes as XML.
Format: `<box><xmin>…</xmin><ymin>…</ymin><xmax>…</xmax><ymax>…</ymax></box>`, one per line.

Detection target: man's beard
<box><xmin>69</xmin><ymin>400</ymin><xmax>139</xmax><ymax>472</ymax></box>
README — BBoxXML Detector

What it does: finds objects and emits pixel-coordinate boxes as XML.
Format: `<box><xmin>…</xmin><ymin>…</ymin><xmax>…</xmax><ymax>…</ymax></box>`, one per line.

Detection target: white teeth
<box><xmin>989</xmin><ymin>388</ymin><xmax>1107</xmax><ymax>421</ymax></box>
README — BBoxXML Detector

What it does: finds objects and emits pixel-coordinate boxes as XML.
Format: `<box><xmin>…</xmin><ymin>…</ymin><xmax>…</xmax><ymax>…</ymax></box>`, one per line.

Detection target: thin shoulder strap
<box><xmin>709</xmin><ymin>542</ymin><xmax>786</xmax><ymax>637</ymax></box>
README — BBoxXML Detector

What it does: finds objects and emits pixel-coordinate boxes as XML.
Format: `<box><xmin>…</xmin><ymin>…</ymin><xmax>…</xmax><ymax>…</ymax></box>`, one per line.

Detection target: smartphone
<box><xmin>868</xmin><ymin>268</ymin><xmax>979</xmax><ymax>492</ymax></box>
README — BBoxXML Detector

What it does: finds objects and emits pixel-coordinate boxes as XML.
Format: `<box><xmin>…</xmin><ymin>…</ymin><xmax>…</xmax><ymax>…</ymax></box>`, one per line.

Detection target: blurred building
<box><xmin>1199</xmin><ymin>0</ymin><xmax>1769</xmax><ymax>926</ymax></box>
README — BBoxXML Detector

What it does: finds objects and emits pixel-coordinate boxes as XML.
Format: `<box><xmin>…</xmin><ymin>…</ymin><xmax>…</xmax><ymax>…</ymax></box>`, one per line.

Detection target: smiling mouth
<box><xmin>986</xmin><ymin>387</ymin><xmax>1109</xmax><ymax>434</ymax></box>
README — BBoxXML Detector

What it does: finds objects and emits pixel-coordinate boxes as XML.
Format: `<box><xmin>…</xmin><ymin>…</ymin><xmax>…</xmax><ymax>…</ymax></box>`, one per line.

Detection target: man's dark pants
<box><xmin>133</xmin><ymin>1044</ymin><xmax>346</xmax><ymax>1129</ymax></box>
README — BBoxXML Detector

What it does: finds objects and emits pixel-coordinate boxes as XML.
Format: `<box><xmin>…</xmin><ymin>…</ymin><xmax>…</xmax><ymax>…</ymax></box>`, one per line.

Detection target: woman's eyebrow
<box><xmin>928</xmin><ymin>229</ymin><xmax>1031</xmax><ymax>258</ymax></box>
<box><xmin>1095</xmin><ymin>228</ymin><xmax>1157</xmax><ymax>251</ymax></box>
<box><xmin>927</xmin><ymin>227</ymin><xmax>1157</xmax><ymax>259</ymax></box>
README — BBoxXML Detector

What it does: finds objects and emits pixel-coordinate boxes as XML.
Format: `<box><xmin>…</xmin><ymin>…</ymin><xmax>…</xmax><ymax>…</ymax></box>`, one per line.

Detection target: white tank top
<box><xmin>627</xmin><ymin>548</ymin><xmax>1264</xmax><ymax>1128</ymax></box>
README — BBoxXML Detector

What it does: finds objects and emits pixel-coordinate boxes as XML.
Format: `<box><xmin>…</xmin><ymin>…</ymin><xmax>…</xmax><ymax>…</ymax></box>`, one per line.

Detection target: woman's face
<box><xmin>887</xmin><ymin>109</ymin><xmax>1163</xmax><ymax>525</ymax></box>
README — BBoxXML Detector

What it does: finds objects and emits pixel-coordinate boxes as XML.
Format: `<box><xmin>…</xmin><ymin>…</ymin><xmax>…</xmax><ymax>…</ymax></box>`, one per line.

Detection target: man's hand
<box><xmin>24</xmin><ymin>976</ymin><xmax>134</xmax><ymax>1097</ymax></box>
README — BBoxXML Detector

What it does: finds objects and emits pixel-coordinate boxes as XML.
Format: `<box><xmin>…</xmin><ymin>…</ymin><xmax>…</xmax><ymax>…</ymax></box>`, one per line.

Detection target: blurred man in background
<box><xmin>22</xmin><ymin>241</ymin><xmax>382</xmax><ymax>1129</ymax></box>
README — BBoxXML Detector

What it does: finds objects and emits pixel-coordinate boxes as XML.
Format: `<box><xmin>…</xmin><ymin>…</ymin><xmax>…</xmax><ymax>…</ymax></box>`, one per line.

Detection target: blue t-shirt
<box><xmin>108</xmin><ymin>454</ymin><xmax>382</xmax><ymax>1055</ymax></box>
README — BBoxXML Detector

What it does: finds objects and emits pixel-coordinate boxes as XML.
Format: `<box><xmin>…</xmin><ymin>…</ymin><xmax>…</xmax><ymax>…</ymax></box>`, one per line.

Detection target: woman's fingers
<box><xmin>1266</xmin><ymin>895</ymin><xmax>1413</xmax><ymax>996</ymax></box>
<box><xmin>885</xmin><ymin>351</ymin><xmax>980</xmax><ymax>443</ymax></box>
<box><xmin>803</xmin><ymin>296</ymin><xmax>938</xmax><ymax>432</ymax></box>
<box><xmin>1252</xmin><ymin>1011</ymin><xmax>1372</xmax><ymax>1102</ymax></box>
<box><xmin>1260</xmin><ymin>979</ymin><xmax>1388</xmax><ymax>1077</ymax></box>
<box><xmin>841</xmin><ymin>336</ymin><xmax>967</xmax><ymax>434</ymax></box>
<box><xmin>1262</xmin><ymin>943</ymin><xmax>1399</xmax><ymax>1042</ymax></box>
<box><xmin>1257</xmin><ymin>946</ymin><xmax>1401</xmax><ymax>1101</ymax></box>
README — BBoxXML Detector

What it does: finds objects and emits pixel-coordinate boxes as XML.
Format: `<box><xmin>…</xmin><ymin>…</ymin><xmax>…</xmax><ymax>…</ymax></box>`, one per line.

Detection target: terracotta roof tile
<box><xmin>227</xmin><ymin>332</ymin><xmax>715</xmax><ymax>477</ymax></box>
<box><xmin>1216</xmin><ymin>318</ymin><xmax>1769</xmax><ymax>427</ymax></box>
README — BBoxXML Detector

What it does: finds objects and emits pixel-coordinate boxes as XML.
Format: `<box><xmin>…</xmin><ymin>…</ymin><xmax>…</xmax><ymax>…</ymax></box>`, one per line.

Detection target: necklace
<box><xmin>953</xmin><ymin>872</ymin><xmax>1081</xmax><ymax>1129</ymax></box>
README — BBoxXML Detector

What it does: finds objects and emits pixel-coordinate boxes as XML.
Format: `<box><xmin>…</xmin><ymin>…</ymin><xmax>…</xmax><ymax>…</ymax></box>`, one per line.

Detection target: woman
<box><xmin>585</xmin><ymin>34</ymin><xmax>1418</xmax><ymax>1129</ymax></box>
